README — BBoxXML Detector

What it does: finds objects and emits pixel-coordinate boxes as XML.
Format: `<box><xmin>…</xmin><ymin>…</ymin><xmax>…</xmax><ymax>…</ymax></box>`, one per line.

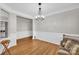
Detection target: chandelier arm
<box><xmin>39</xmin><ymin>8</ymin><xmax>41</xmax><ymax>16</ymax></box>
<box><xmin>35</xmin><ymin>3</ymin><xmax>44</xmax><ymax>21</ymax></box>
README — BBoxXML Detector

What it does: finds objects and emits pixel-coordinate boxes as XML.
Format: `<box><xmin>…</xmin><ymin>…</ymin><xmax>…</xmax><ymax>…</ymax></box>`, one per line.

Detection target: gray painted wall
<box><xmin>35</xmin><ymin>8</ymin><xmax>79</xmax><ymax>34</ymax></box>
<box><xmin>17</xmin><ymin>16</ymin><xmax>32</xmax><ymax>39</ymax></box>
<box><xmin>17</xmin><ymin>16</ymin><xmax>32</xmax><ymax>32</ymax></box>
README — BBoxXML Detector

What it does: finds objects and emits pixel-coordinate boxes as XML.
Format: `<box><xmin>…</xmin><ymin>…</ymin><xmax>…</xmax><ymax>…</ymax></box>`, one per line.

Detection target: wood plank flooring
<box><xmin>4</xmin><ymin>37</ymin><xmax>59</xmax><ymax>55</ymax></box>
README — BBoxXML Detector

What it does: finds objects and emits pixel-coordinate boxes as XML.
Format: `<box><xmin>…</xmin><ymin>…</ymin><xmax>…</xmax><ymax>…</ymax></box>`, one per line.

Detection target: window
<box><xmin>0</xmin><ymin>9</ymin><xmax>9</xmax><ymax>39</ymax></box>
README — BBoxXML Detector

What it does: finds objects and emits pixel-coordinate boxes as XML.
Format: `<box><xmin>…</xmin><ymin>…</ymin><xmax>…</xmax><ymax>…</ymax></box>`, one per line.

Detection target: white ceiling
<box><xmin>5</xmin><ymin>3</ymin><xmax>79</xmax><ymax>17</ymax></box>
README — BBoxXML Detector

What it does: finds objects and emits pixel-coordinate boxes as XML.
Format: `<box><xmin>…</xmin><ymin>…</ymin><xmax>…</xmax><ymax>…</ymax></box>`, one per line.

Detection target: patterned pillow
<box><xmin>63</xmin><ymin>34</ymin><xmax>79</xmax><ymax>51</ymax></box>
<box><xmin>70</xmin><ymin>44</ymin><xmax>79</xmax><ymax>55</ymax></box>
<box><xmin>64</xmin><ymin>39</ymin><xmax>74</xmax><ymax>52</ymax></box>
<box><xmin>76</xmin><ymin>47</ymin><xmax>79</xmax><ymax>55</ymax></box>
<box><xmin>62</xmin><ymin>34</ymin><xmax>79</xmax><ymax>55</ymax></box>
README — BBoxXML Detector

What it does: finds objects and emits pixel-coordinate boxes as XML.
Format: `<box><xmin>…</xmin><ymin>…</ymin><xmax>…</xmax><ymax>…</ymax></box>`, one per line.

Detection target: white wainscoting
<box><xmin>16</xmin><ymin>31</ymin><xmax>32</xmax><ymax>39</ymax></box>
<box><xmin>35</xmin><ymin>31</ymin><xmax>63</xmax><ymax>45</ymax></box>
<box><xmin>35</xmin><ymin>31</ymin><xmax>79</xmax><ymax>45</ymax></box>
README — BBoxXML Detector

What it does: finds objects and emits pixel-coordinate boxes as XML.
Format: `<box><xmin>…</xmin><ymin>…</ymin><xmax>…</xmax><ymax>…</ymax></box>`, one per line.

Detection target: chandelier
<box><xmin>35</xmin><ymin>3</ymin><xmax>44</xmax><ymax>21</ymax></box>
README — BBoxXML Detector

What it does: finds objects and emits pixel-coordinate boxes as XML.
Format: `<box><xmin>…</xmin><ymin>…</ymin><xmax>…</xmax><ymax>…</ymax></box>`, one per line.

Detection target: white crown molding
<box><xmin>45</xmin><ymin>6</ymin><xmax>79</xmax><ymax>17</ymax></box>
<box><xmin>0</xmin><ymin>3</ymin><xmax>34</xmax><ymax>19</ymax></box>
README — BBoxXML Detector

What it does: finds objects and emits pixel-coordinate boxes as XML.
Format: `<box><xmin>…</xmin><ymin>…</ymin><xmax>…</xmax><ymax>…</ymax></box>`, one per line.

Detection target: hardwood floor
<box><xmin>5</xmin><ymin>37</ymin><xmax>59</xmax><ymax>55</ymax></box>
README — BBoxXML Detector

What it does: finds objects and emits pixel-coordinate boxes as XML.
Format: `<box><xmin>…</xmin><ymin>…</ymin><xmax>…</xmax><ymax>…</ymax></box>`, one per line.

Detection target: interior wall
<box><xmin>35</xmin><ymin>8</ymin><xmax>79</xmax><ymax>45</ymax></box>
<box><xmin>17</xmin><ymin>16</ymin><xmax>32</xmax><ymax>39</ymax></box>
<box><xmin>36</xmin><ymin>8</ymin><xmax>79</xmax><ymax>34</ymax></box>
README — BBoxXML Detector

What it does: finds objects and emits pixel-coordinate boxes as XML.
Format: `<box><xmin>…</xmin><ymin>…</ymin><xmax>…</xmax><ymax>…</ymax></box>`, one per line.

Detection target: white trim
<box><xmin>32</xmin><ymin>19</ymin><xmax>36</xmax><ymax>39</ymax></box>
<box><xmin>46</xmin><ymin>6</ymin><xmax>79</xmax><ymax>17</ymax></box>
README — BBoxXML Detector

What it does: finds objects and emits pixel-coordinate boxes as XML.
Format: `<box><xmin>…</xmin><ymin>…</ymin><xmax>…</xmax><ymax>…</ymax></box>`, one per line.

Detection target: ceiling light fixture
<box><xmin>35</xmin><ymin>3</ymin><xmax>44</xmax><ymax>21</ymax></box>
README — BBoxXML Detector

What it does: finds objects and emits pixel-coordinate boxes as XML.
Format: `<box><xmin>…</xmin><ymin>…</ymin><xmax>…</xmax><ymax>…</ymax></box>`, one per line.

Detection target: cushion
<box><xmin>70</xmin><ymin>44</ymin><xmax>79</xmax><ymax>55</ymax></box>
<box><xmin>62</xmin><ymin>34</ymin><xmax>79</xmax><ymax>54</ymax></box>
<box><xmin>76</xmin><ymin>47</ymin><xmax>79</xmax><ymax>55</ymax></box>
<box><xmin>61</xmin><ymin>37</ymin><xmax>74</xmax><ymax>52</ymax></box>
<box><xmin>64</xmin><ymin>39</ymin><xmax>74</xmax><ymax>52</ymax></box>
<box><xmin>57</xmin><ymin>49</ymin><xmax>70</xmax><ymax>55</ymax></box>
